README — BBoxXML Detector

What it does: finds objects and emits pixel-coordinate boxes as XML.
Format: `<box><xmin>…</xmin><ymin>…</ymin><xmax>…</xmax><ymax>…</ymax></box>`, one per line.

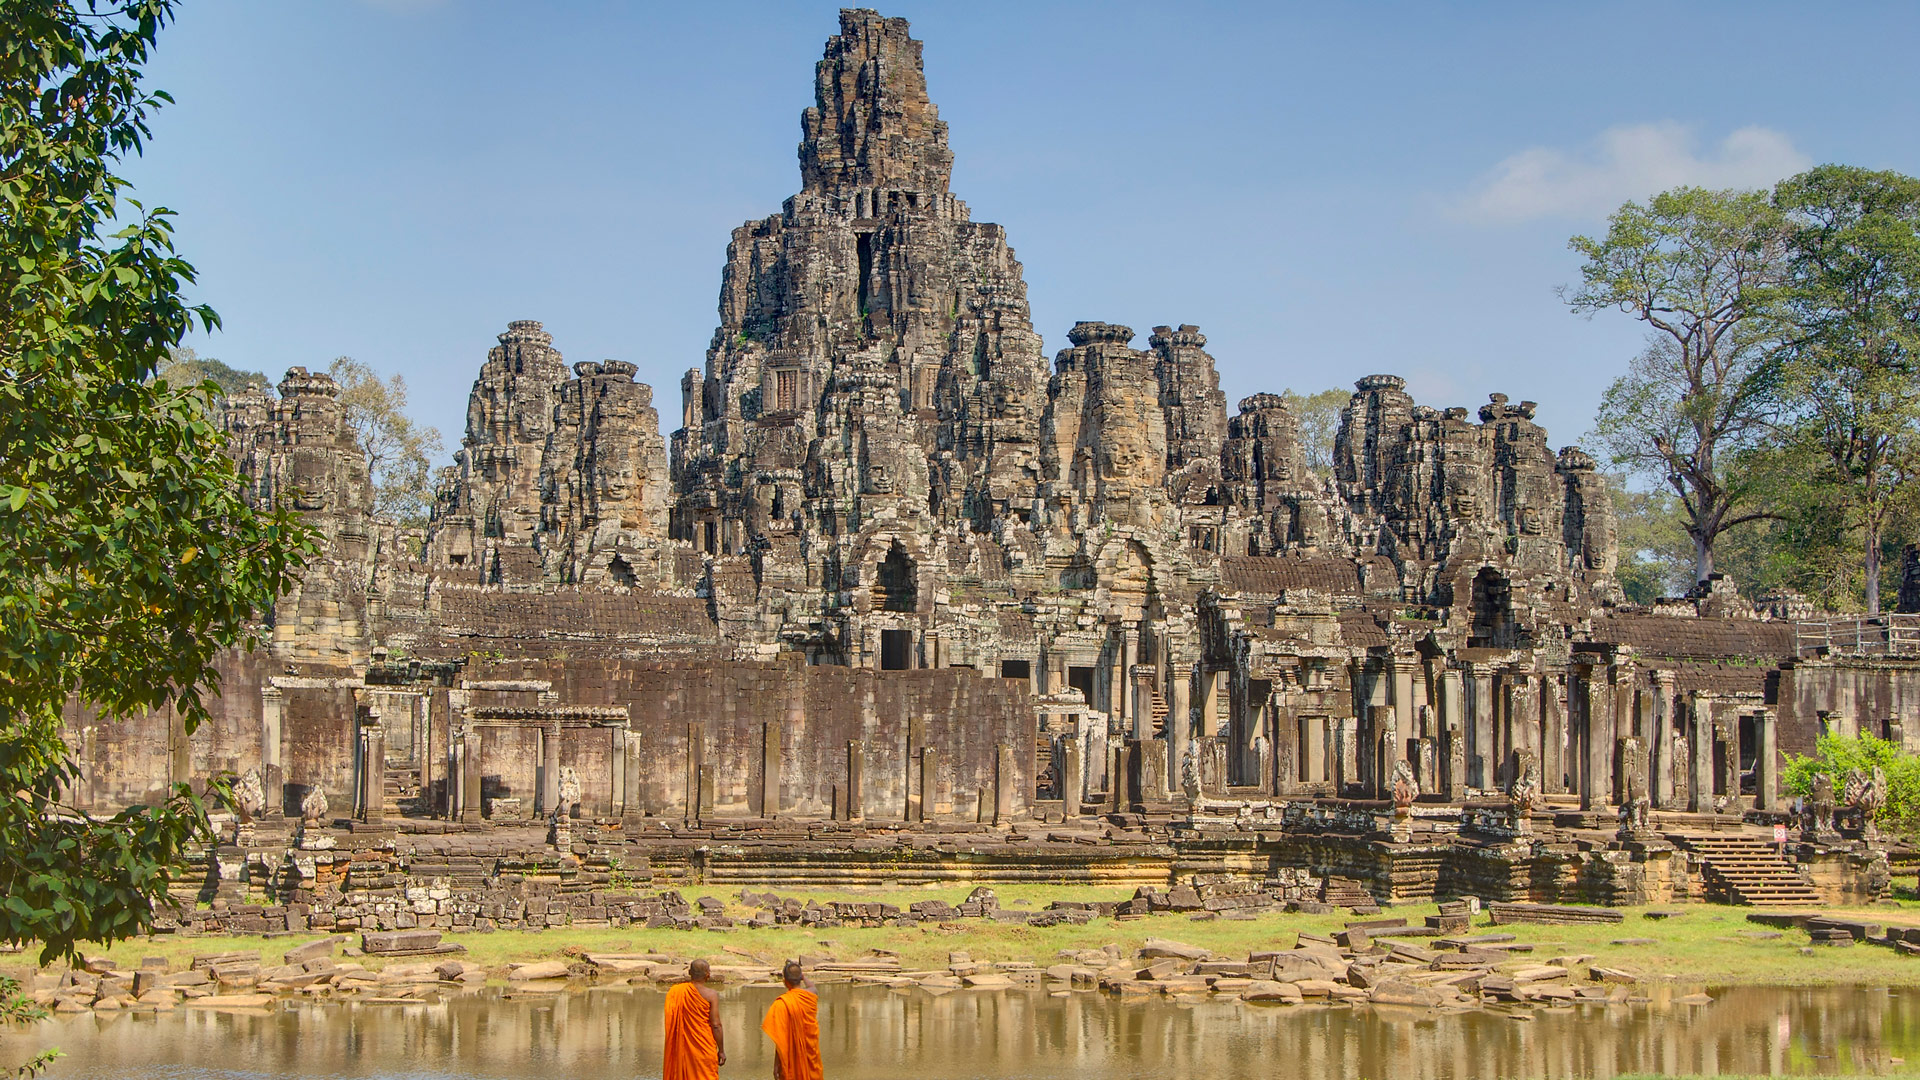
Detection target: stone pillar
<box><xmin>1107</xmin><ymin>633</ymin><xmax>1126</xmax><ymax>721</ymax></box>
<box><xmin>1333</xmin><ymin>715</ymin><xmax>1357</xmax><ymax>795</ymax></box>
<box><xmin>1543</xmin><ymin>675</ymin><xmax>1567</xmax><ymax>795</ymax></box>
<box><xmin>1169</xmin><ymin>662</ymin><xmax>1192</xmax><ymax>761</ymax></box>
<box><xmin>622</xmin><ymin>733</ymin><xmax>644</xmax><ymax>823</ymax></box>
<box><xmin>539</xmin><ymin>721</ymin><xmax>561</xmax><ymax>816</ymax></box>
<box><xmin>1650</xmin><ymin>670</ymin><xmax>1675</xmax><ymax>809</ymax></box>
<box><xmin>1061</xmin><ymin>739</ymin><xmax>1083</xmax><ymax>816</ymax></box>
<box><xmin>355</xmin><ymin>709</ymin><xmax>385</xmax><ymax>824</ymax></box>
<box><xmin>845</xmin><ymin>740</ymin><xmax>865</xmax><ymax>822</ymax></box>
<box><xmin>1392</xmin><ymin>658</ymin><xmax>1417</xmax><ymax>772</ymax></box>
<box><xmin>1131</xmin><ymin>664</ymin><xmax>1154</xmax><ymax>741</ymax></box>
<box><xmin>1200</xmin><ymin>670</ymin><xmax>1224</xmax><ymax>737</ymax></box>
<box><xmin>610</xmin><ymin>725</ymin><xmax>628</xmax><ymax>815</ymax></box>
<box><xmin>919</xmin><ymin>747</ymin><xmax>939</xmax><ymax>823</ymax></box>
<box><xmin>1581</xmin><ymin>667</ymin><xmax>1615</xmax><ymax>811</ymax></box>
<box><xmin>686</xmin><ymin>722</ymin><xmax>705</xmax><ymax>825</ymax></box>
<box><xmin>1469</xmin><ymin>664</ymin><xmax>1495</xmax><ymax>790</ymax></box>
<box><xmin>1120</xmin><ymin>630</ymin><xmax>1140</xmax><ymax>736</ymax></box>
<box><xmin>994</xmin><ymin>742</ymin><xmax>1016</xmax><ymax>824</ymax></box>
<box><xmin>261</xmin><ymin>684</ymin><xmax>284</xmax><ymax>773</ymax></box>
<box><xmin>1688</xmin><ymin>694</ymin><xmax>1714</xmax><ymax>814</ymax></box>
<box><xmin>1756</xmin><ymin>708</ymin><xmax>1779</xmax><ymax>812</ymax></box>
<box><xmin>458</xmin><ymin>727</ymin><xmax>482</xmax><ymax>824</ymax></box>
<box><xmin>760</xmin><ymin>719</ymin><xmax>782</xmax><ymax>818</ymax></box>
<box><xmin>1439</xmin><ymin>667</ymin><xmax>1465</xmax><ymax>800</ymax></box>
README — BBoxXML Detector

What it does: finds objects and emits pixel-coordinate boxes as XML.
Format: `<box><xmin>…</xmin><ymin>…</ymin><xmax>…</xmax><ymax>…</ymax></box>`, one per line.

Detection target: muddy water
<box><xmin>7</xmin><ymin>983</ymin><xmax>1918</xmax><ymax>1079</ymax></box>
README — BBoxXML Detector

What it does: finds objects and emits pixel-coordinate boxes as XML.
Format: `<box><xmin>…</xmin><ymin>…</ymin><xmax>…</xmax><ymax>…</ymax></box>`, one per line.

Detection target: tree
<box><xmin>0</xmin><ymin>0</ymin><xmax>312</xmax><ymax>972</ymax></box>
<box><xmin>1606</xmin><ymin>474</ymin><xmax>1692</xmax><ymax>603</ymax></box>
<box><xmin>1568</xmin><ymin>186</ymin><xmax>1789</xmax><ymax>585</ymax></box>
<box><xmin>157</xmin><ymin>344</ymin><xmax>266</xmax><ymax>397</ymax></box>
<box><xmin>327</xmin><ymin>356</ymin><xmax>443</xmax><ymax>527</ymax></box>
<box><xmin>1282</xmin><ymin>387</ymin><xmax>1348</xmax><ymax>475</ymax></box>
<box><xmin>1773</xmin><ymin>165</ymin><xmax>1920</xmax><ymax>614</ymax></box>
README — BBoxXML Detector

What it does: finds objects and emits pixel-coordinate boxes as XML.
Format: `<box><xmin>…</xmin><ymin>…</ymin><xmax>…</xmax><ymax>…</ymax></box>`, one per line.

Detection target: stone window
<box><xmin>1000</xmin><ymin>659</ymin><xmax>1031</xmax><ymax>681</ymax></box>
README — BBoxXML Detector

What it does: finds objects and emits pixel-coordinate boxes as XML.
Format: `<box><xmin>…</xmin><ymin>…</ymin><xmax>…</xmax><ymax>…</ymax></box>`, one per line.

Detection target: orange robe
<box><xmin>663</xmin><ymin>981</ymin><xmax>719</xmax><ymax>1080</ymax></box>
<box><xmin>761</xmin><ymin>987</ymin><xmax>822</xmax><ymax>1080</ymax></box>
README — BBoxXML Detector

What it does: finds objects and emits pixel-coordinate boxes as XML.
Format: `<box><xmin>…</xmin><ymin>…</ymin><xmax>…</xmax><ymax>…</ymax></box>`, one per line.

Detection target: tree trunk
<box><xmin>1693</xmin><ymin>532</ymin><xmax>1714</xmax><ymax>585</ymax></box>
<box><xmin>1866</xmin><ymin>524</ymin><xmax>1883</xmax><ymax>615</ymax></box>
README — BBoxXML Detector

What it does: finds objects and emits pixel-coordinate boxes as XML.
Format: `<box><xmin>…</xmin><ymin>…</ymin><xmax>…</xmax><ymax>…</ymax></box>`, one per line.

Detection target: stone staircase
<box><xmin>384</xmin><ymin>761</ymin><xmax>428</xmax><ymax>819</ymax></box>
<box><xmin>1677</xmin><ymin>834</ymin><xmax>1823</xmax><ymax>907</ymax></box>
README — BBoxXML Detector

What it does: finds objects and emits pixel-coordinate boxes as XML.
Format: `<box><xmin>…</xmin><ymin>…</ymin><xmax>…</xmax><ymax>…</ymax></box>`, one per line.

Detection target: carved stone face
<box><xmin>1450</xmin><ymin>484</ymin><xmax>1479</xmax><ymax>520</ymax></box>
<box><xmin>866</xmin><ymin>462</ymin><xmax>893</xmax><ymax>494</ymax></box>
<box><xmin>1519</xmin><ymin>505</ymin><xmax>1543</xmax><ymax>535</ymax></box>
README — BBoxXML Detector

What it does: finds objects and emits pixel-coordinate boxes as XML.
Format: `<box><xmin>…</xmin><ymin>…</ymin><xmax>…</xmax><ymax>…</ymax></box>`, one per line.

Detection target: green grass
<box><xmin>10</xmin><ymin>889</ymin><xmax>1920</xmax><ymax>987</ymax></box>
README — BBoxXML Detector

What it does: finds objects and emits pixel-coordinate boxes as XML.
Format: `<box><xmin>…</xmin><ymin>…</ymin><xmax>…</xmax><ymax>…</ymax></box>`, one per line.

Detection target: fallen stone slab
<box><xmin>1589</xmin><ymin>966</ymin><xmax>1638</xmax><ymax>984</ymax></box>
<box><xmin>362</xmin><ymin>930</ymin><xmax>443</xmax><ymax>955</ymax></box>
<box><xmin>1137</xmin><ymin>939</ymin><xmax>1209</xmax><ymax>961</ymax></box>
<box><xmin>282</xmin><ymin>935</ymin><xmax>347</xmax><ymax>966</ymax></box>
<box><xmin>506</xmin><ymin>961</ymin><xmax>571</xmax><ymax>981</ymax></box>
<box><xmin>185</xmin><ymin>994</ymin><xmax>275</xmax><ymax>1010</ymax></box>
<box><xmin>1240</xmin><ymin>980</ymin><xmax>1303</xmax><ymax>1003</ymax></box>
<box><xmin>1487</xmin><ymin>903</ymin><xmax>1623</xmax><ymax>926</ymax></box>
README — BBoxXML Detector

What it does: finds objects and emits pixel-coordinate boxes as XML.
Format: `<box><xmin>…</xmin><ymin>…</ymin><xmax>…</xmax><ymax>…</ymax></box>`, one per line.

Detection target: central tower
<box><xmin>672</xmin><ymin>9</ymin><xmax>1049</xmax><ymax>660</ymax></box>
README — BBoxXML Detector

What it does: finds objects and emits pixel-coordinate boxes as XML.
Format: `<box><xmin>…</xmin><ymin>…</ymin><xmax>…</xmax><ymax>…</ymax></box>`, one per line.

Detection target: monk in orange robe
<box><xmin>761</xmin><ymin>960</ymin><xmax>822</xmax><ymax>1080</ymax></box>
<box><xmin>663</xmin><ymin>959</ymin><xmax>725</xmax><ymax>1080</ymax></box>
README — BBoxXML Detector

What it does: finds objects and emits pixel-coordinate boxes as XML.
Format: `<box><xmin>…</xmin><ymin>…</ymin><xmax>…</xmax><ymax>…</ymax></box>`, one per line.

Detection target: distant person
<box><xmin>761</xmin><ymin>960</ymin><xmax>821</xmax><ymax>1080</ymax></box>
<box><xmin>664</xmin><ymin>959</ymin><xmax>725</xmax><ymax>1080</ymax></box>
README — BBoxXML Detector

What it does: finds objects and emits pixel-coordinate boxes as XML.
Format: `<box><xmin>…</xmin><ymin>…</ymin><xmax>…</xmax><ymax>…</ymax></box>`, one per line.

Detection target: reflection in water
<box><xmin>6</xmin><ymin>984</ymin><xmax>1917</xmax><ymax>1079</ymax></box>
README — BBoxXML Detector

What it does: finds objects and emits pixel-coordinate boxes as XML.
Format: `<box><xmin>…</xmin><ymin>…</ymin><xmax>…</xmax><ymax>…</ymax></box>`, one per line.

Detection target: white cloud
<box><xmin>1450</xmin><ymin>122</ymin><xmax>1811</xmax><ymax>224</ymax></box>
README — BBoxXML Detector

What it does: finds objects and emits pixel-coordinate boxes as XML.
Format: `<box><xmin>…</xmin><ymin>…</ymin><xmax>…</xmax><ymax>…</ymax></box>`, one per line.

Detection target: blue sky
<box><xmin>127</xmin><ymin>1</ymin><xmax>1920</xmax><ymax>462</ymax></box>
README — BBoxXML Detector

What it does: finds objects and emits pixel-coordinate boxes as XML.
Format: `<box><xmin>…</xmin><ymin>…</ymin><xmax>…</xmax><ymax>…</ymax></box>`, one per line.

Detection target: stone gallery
<box><xmin>64</xmin><ymin>10</ymin><xmax>1918</xmax><ymax>930</ymax></box>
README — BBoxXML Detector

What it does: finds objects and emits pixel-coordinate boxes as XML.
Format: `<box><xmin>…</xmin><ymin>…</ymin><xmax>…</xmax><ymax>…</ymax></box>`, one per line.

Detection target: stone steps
<box><xmin>1676</xmin><ymin>834</ymin><xmax>1823</xmax><ymax>906</ymax></box>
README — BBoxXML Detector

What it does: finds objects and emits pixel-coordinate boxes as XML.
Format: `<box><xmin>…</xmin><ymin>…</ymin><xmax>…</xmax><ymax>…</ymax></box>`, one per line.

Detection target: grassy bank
<box><xmin>8</xmin><ymin>887</ymin><xmax>1920</xmax><ymax>987</ymax></box>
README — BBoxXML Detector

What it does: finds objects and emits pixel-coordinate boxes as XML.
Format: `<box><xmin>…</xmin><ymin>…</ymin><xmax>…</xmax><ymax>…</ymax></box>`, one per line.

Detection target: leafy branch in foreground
<box><xmin>0</xmin><ymin>0</ymin><xmax>313</xmax><ymax>975</ymax></box>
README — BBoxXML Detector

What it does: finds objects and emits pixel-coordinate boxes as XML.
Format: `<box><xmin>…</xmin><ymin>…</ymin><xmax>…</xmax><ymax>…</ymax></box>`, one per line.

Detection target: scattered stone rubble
<box><xmin>26</xmin><ymin>901</ymin><xmax>1682</xmax><ymax>1018</ymax></box>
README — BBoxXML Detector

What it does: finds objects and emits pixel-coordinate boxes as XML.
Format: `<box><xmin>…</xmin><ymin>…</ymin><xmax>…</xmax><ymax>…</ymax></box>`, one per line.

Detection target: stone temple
<box><xmin>64</xmin><ymin>11</ymin><xmax>1917</xmax><ymax>928</ymax></box>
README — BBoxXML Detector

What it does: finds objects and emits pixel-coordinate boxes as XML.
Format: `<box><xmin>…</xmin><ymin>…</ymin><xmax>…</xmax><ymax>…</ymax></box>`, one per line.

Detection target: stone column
<box><xmin>1439</xmin><ymin>667</ymin><xmax>1465</xmax><ymax>800</ymax></box>
<box><xmin>1333</xmin><ymin>715</ymin><xmax>1357</xmax><ymax>795</ymax></box>
<box><xmin>459</xmin><ymin>727</ymin><xmax>482</xmax><ymax>824</ymax></box>
<box><xmin>1542</xmin><ymin>675</ymin><xmax>1567</xmax><ymax>794</ymax></box>
<box><xmin>994</xmin><ymin>742</ymin><xmax>1016</xmax><ymax>824</ymax></box>
<box><xmin>760</xmin><ymin>719</ymin><xmax>782</xmax><ymax>819</ymax></box>
<box><xmin>622</xmin><ymin>732</ymin><xmax>644</xmax><ymax>823</ymax></box>
<box><xmin>355</xmin><ymin>709</ymin><xmax>385</xmax><ymax>824</ymax></box>
<box><xmin>846</xmin><ymin>740</ymin><xmax>865</xmax><ymax>822</ymax></box>
<box><xmin>1169</xmin><ymin>661</ymin><xmax>1192</xmax><ymax>763</ymax></box>
<box><xmin>610</xmin><ymin>724</ymin><xmax>628</xmax><ymax>815</ymax></box>
<box><xmin>919</xmin><ymin>747</ymin><xmax>939</xmax><ymax>822</ymax></box>
<box><xmin>534</xmin><ymin>721</ymin><xmax>560</xmax><ymax>816</ymax></box>
<box><xmin>1122</xmin><ymin>632</ymin><xmax>1143</xmax><ymax>737</ymax></box>
<box><xmin>1468</xmin><ymin>664</ymin><xmax>1495</xmax><ymax>790</ymax></box>
<box><xmin>685</xmin><ymin>722</ymin><xmax>705</xmax><ymax>825</ymax></box>
<box><xmin>1131</xmin><ymin>664</ymin><xmax>1155</xmax><ymax>742</ymax></box>
<box><xmin>1582</xmin><ymin>667</ymin><xmax>1615</xmax><ymax>811</ymax></box>
<box><xmin>1200</xmin><ymin>670</ymin><xmax>1224</xmax><ymax>737</ymax></box>
<box><xmin>1689</xmin><ymin>693</ymin><xmax>1715</xmax><ymax>813</ymax></box>
<box><xmin>1755</xmin><ymin>707</ymin><xmax>1779</xmax><ymax>812</ymax></box>
<box><xmin>1647</xmin><ymin>670</ymin><xmax>1674</xmax><ymax>808</ymax></box>
<box><xmin>1061</xmin><ymin>739</ymin><xmax>1083</xmax><ymax>816</ymax></box>
<box><xmin>1392</xmin><ymin>658</ymin><xmax>1417</xmax><ymax>773</ymax></box>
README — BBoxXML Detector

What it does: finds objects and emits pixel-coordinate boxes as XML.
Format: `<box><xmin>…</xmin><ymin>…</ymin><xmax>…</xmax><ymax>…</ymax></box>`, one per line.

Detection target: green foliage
<box><xmin>1782</xmin><ymin>733</ymin><xmax>1920</xmax><ymax>835</ymax></box>
<box><xmin>0</xmin><ymin>0</ymin><xmax>313</xmax><ymax>974</ymax></box>
<box><xmin>1772</xmin><ymin>166</ymin><xmax>1920</xmax><ymax>614</ymax></box>
<box><xmin>328</xmin><ymin>356</ymin><xmax>443</xmax><ymax>527</ymax></box>
<box><xmin>1280</xmin><ymin>387</ymin><xmax>1347</xmax><ymax>475</ymax></box>
<box><xmin>1607</xmin><ymin>474</ymin><xmax>1692</xmax><ymax>603</ymax></box>
<box><xmin>157</xmin><ymin>344</ymin><xmax>265</xmax><ymax>397</ymax></box>
<box><xmin>1569</xmin><ymin>187</ymin><xmax>1789</xmax><ymax>585</ymax></box>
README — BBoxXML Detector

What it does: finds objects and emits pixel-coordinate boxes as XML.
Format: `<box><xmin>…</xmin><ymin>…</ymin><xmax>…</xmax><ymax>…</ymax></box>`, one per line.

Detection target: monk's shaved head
<box><xmin>782</xmin><ymin>960</ymin><xmax>804</xmax><ymax>987</ymax></box>
<box><xmin>688</xmin><ymin>959</ymin><xmax>710</xmax><ymax>981</ymax></box>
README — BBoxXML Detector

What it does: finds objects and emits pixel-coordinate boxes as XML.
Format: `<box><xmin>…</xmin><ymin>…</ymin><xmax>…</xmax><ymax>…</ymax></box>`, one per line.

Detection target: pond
<box><xmin>7</xmin><ymin>983</ymin><xmax>1917</xmax><ymax>1079</ymax></box>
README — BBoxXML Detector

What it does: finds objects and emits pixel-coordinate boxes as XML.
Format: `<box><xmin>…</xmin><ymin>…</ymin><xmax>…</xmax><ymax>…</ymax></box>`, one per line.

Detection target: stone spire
<box><xmin>800</xmin><ymin>9</ymin><xmax>953</xmax><ymax>196</ymax></box>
